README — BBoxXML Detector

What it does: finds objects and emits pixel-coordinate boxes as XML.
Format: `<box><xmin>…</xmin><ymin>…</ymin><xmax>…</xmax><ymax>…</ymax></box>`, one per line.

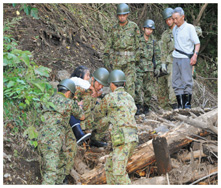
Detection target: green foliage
<box><xmin>13</xmin><ymin>3</ymin><xmax>39</xmax><ymax>19</ymax></box>
<box><xmin>3</xmin><ymin>18</ymin><xmax>55</xmax><ymax>148</ymax></box>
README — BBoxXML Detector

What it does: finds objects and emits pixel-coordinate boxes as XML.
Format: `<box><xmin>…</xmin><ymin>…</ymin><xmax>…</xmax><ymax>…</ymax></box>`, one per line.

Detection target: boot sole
<box><xmin>77</xmin><ymin>133</ymin><xmax>91</xmax><ymax>144</ymax></box>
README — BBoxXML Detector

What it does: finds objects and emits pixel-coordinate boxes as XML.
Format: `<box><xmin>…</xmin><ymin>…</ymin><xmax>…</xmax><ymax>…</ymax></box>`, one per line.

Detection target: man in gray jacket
<box><xmin>172</xmin><ymin>7</ymin><xmax>200</xmax><ymax>109</ymax></box>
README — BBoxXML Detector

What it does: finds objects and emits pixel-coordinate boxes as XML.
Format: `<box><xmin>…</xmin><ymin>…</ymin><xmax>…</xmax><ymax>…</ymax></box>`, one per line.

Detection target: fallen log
<box><xmin>174</xmin><ymin>108</ymin><xmax>218</xmax><ymax>134</ymax></box>
<box><xmin>80</xmin><ymin>109</ymin><xmax>215</xmax><ymax>184</ymax></box>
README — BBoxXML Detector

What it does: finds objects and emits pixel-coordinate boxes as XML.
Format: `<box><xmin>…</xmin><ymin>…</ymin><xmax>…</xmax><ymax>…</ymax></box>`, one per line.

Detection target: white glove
<box><xmin>161</xmin><ymin>64</ymin><xmax>167</xmax><ymax>73</ymax></box>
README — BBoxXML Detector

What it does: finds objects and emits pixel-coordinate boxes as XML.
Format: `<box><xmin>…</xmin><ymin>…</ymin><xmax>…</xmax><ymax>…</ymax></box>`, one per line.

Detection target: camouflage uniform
<box><xmin>38</xmin><ymin>92</ymin><xmax>84</xmax><ymax>184</ymax></box>
<box><xmin>135</xmin><ymin>34</ymin><xmax>161</xmax><ymax>106</ymax></box>
<box><xmin>103</xmin><ymin>20</ymin><xmax>140</xmax><ymax>98</ymax></box>
<box><xmin>158</xmin><ymin>28</ymin><xmax>177</xmax><ymax>107</ymax></box>
<box><xmin>74</xmin><ymin>85</ymin><xmax>97</xmax><ymax>130</ymax></box>
<box><xmin>92</xmin><ymin>87</ymin><xmax>138</xmax><ymax>184</ymax></box>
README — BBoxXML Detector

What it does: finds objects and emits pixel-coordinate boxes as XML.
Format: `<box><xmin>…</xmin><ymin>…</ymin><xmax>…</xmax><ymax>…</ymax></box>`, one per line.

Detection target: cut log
<box><xmin>152</xmin><ymin>137</ymin><xmax>172</xmax><ymax>175</ymax></box>
<box><xmin>80</xmin><ymin>109</ymin><xmax>216</xmax><ymax>184</ymax></box>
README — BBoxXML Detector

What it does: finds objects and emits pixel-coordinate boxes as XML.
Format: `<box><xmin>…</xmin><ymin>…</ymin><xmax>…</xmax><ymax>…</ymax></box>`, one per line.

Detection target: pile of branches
<box><xmin>69</xmin><ymin>107</ymin><xmax>217</xmax><ymax>185</ymax></box>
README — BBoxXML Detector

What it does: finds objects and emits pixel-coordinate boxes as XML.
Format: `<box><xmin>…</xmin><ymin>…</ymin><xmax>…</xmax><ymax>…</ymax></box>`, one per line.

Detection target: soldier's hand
<box><xmin>161</xmin><ymin>64</ymin><xmax>168</xmax><ymax>74</ymax></box>
<box><xmin>154</xmin><ymin>69</ymin><xmax>160</xmax><ymax>77</ymax></box>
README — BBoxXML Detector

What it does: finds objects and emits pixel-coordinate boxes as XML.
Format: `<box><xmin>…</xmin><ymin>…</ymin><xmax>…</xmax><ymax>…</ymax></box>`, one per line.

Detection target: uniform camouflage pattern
<box><xmin>158</xmin><ymin>28</ymin><xmax>177</xmax><ymax>106</ymax></box>
<box><xmin>135</xmin><ymin>34</ymin><xmax>161</xmax><ymax>105</ymax></box>
<box><xmin>38</xmin><ymin>92</ymin><xmax>84</xmax><ymax>184</ymax></box>
<box><xmin>105</xmin><ymin>142</ymin><xmax>137</xmax><ymax>184</ymax></box>
<box><xmin>103</xmin><ymin>20</ymin><xmax>140</xmax><ymax>98</ymax></box>
<box><xmin>92</xmin><ymin>87</ymin><xmax>138</xmax><ymax>184</ymax></box>
<box><xmin>74</xmin><ymin>85</ymin><xmax>97</xmax><ymax>130</ymax></box>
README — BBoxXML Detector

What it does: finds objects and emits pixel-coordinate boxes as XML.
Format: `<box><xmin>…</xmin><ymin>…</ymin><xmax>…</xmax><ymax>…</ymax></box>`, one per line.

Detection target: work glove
<box><xmin>154</xmin><ymin>69</ymin><xmax>160</xmax><ymax>77</ymax></box>
<box><xmin>161</xmin><ymin>64</ymin><xmax>168</xmax><ymax>74</ymax></box>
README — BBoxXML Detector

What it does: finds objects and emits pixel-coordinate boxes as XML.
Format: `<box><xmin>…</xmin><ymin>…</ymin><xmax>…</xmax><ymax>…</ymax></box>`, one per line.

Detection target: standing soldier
<box><xmin>38</xmin><ymin>79</ymin><xmax>85</xmax><ymax>184</ymax></box>
<box><xmin>158</xmin><ymin>7</ymin><xmax>177</xmax><ymax>109</ymax></box>
<box><xmin>92</xmin><ymin>70</ymin><xmax>138</xmax><ymax>184</ymax></box>
<box><xmin>135</xmin><ymin>19</ymin><xmax>161</xmax><ymax>115</ymax></box>
<box><xmin>103</xmin><ymin>3</ymin><xmax>140</xmax><ymax>99</ymax></box>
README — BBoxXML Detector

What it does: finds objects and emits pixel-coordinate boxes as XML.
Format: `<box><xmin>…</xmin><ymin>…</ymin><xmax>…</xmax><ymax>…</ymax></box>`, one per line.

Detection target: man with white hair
<box><xmin>172</xmin><ymin>7</ymin><xmax>200</xmax><ymax>109</ymax></box>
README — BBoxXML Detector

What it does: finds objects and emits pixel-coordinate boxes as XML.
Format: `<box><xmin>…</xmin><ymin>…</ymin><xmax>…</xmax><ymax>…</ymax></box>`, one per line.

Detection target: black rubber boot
<box><xmin>176</xmin><ymin>95</ymin><xmax>183</xmax><ymax>109</ymax></box>
<box><xmin>171</xmin><ymin>103</ymin><xmax>178</xmax><ymax>110</ymax></box>
<box><xmin>143</xmin><ymin>105</ymin><xmax>149</xmax><ymax>115</ymax></box>
<box><xmin>89</xmin><ymin>139</ymin><xmax>107</xmax><ymax>147</ymax></box>
<box><xmin>182</xmin><ymin>94</ymin><xmax>192</xmax><ymax>109</ymax></box>
<box><xmin>136</xmin><ymin>104</ymin><xmax>143</xmax><ymax>115</ymax></box>
<box><xmin>71</xmin><ymin>123</ymin><xmax>91</xmax><ymax>144</ymax></box>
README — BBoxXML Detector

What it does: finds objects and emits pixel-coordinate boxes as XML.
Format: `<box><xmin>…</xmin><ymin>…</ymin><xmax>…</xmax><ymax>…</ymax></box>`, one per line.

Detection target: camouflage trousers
<box><xmin>38</xmin><ymin>124</ymin><xmax>77</xmax><ymax>184</ymax></box>
<box><xmin>105</xmin><ymin>142</ymin><xmax>138</xmax><ymax>185</ymax></box>
<box><xmin>135</xmin><ymin>71</ymin><xmax>157</xmax><ymax>106</ymax></box>
<box><xmin>90</xmin><ymin>116</ymin><xmax>110</xmax><ymax>142</ymax></box>
<box><xmin>113</xmin><ymin>63</ymin><xmax>136</xmax><ymax>99</ymax></box>
<box><xmin>157</xmin><ymin>63</ymin><xmax>176</xmax><ymax>107</ymax></box>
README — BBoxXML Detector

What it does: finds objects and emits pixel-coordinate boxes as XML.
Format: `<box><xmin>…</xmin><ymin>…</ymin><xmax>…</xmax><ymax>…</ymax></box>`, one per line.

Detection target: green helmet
<box><xmin>92</xmin><ymin>68</ymin><xmax>109</xmax><ymax>87</ymax></box>
<box><xmin>143</xmin><ymin>19</ymin><xmax>155</xmax><ymax>29</ymax></box>
<box><xmin>117</xmin><ymin>3</ymin><xmax>130</xmax><ymax>15</ymax></box>
<box><xmin>57</xmin><ymin>79</ymin><xmax>76</xmax><ymax>95</ymax></box>
<box><xmin>162</xmin><ymin>8</ymin><xmax>174</xmax><ymax>20</ymax></box>
<box><xmin>108</xmin><ymin>70</ymin><xmax>126</xmax><ymax>84</ymax></box>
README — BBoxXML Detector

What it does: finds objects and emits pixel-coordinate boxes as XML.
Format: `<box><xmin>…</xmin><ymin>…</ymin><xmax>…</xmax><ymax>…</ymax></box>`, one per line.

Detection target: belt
<box><xmin>115</xmin><ymin>51</ymin><xmax>135</xmax><ymax>56</ymax></box>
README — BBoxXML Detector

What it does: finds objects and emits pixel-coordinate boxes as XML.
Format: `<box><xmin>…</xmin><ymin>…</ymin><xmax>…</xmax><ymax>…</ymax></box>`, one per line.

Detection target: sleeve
<box><xmin>92</xmin><ymin>96</ymin><xmax>108</xmax><ymax>122</ymax></box>
<box><xmin>71</xmin><ymin>100</ymin><xmax>84</xmax><ymax>119</ymax></box>
<box><xmin>190</xmin><ymin>25</ymin><xmax>200</xmax><ymax>44</ymax></box>
<box><xmin>154</xmin><ymin>40</ymin><xmax>162</xmax><ymax>69</ymax></box>
<box><xmin>103</xmin><ymin>28</ymin><xmax>114</xmax><ymax>70</ymax></box>
<box><xmin>160</xmin><ymin>34</ymin><xmax>167</xmax><ymax>63</ymax></box>
<box><xmin>134</xmin><ymin>25</ymin><xmax>141</xmax><ymax>64</ymax></box>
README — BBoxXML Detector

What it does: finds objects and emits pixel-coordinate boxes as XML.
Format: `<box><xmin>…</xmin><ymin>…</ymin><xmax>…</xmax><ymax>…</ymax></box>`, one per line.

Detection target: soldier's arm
<box><xmin>103</xmin><ymin>28</ymin><xmax>114</xmax><ymax>70</ymax></box>
<box><xmin>92</xmin><ymin>96</ymin><xmax>108</xmax><ymax>122</ymax></box>
<box><xmin>160</xmin><ymin>34</ymin><xmax>168</xmax><ymax>64</ymax></box>
<box><xmin>71</xmin><ymin>100</ymin><xmax>85</xmax><ymax>120</ymax></box>
<box><xmin>134</xmin><ymin>25</ymin><xmax>141</xmax><ymax>64</ymax></box>
<box><xmin>154</xmin><ymin>40</ymin><xmax>162</xmax><ymax>69</ymax></box>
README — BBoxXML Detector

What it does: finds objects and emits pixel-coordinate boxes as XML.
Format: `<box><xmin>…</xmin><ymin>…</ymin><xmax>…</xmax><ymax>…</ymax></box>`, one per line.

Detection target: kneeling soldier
<box><xmin>92</xmin><ymin>70</ymin><xmax>139</xmax><ymax>184</ymax></box>
<box><xmin>38</xmin><ymin>79</ymin><xmax>85</xmax><ymax>184</ymax></box>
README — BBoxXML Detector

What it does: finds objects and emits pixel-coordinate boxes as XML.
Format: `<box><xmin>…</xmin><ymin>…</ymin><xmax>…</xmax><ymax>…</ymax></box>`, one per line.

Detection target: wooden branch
<box><xmin>81</xmin><ymin>117</ymin><xmax>211</xmax><ymax>184</ymax></box>
<box><xmin>177</xmin><ymin>149</ymin><xmax>206</xmax><ymax>161</ymax></box>
<box><xmin>174</xmin><ymin>108</ymin><xmax>218</xmax><ymax>134</ymax></box>
<box><xmin>194</xmin><ymin>3</ymin><xmax>208</xmax><ymax>26</ymax></box>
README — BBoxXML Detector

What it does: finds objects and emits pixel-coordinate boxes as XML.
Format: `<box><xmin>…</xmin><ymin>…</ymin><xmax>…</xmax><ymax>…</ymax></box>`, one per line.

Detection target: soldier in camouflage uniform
<box><xmin>92</xmin><ymin>70</ymin><xmax>138</xmax><ymax>184</ymax></box>
<box><xmin>38</xmin><ymin>79</ymin><xmax>85</xmax><ymax>184</ymax></box>
<box><xmin>135</xmin><ymin>19</ymin><xmax>161</xmax><ymax>115</ymax></box>
<box><xmin>158</xmin><ymin>8</ymin><xmax>177</xmax><ymax>109</ymax></box>
<box><xmin>103</xmin><ymin>3</ymin><xmax>140</xmax><ymax>99</ymax></box>
<box><xmin>71</xmin><ymin>67</ymin><xmax>110</xmax><ymax>147</ymax></box>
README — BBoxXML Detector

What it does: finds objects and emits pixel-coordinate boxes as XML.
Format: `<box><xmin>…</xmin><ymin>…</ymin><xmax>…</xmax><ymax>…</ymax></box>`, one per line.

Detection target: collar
<box><xmin>177</xmin><ymin>21</ymin><xmax>187</xmax><ymax>30</ymax></box>
<box><xmin>114</xmin><ymin>87</ymin><xmax>125</xmax><ymax>92</ymax></box>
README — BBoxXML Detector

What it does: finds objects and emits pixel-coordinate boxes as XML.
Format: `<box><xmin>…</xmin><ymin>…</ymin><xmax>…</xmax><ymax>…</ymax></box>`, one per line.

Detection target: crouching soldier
<box><xmin>38</xmin><ymin>79</ymin><xmax>85</xmax><ymax>184</ymax></box>
<box><xmin>92</xmin><ymin>70</ymin><xmax>139</xmax><ymax>184</ymax></box>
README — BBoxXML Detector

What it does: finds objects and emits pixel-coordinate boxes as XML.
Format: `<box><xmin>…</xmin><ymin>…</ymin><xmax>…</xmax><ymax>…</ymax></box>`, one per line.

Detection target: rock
<box><xmin>57</xmin><ymin>70</ymin><xmax>70</xmax><ymax>81</ymax></box>
<box><xmin>154</xmin><ymin>125</ymin><xmax>169</xmax><ymax>134</ymax></box>
<box><xmin>50</xmin><ymin>81</ymin><xmax>59</xmax><ymax>89</ymax></box>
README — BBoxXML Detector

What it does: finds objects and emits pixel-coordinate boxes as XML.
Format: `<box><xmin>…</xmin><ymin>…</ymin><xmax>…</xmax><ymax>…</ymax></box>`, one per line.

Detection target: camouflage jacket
<box><xmin>92</xmin><ymin>87</ymin><xmax>138</xmax><ymax>144</ymax></box>
<box><xmin>137</xmin><ymin>34</ymin><xmax>161</xmax><ymax>72</ymax></box>
<box><xmin>41</xmin><ymin>92</ymin><xmax>84</xmax><ymax>128</ymax></box>
<box><xmin>103</xmin><ymin>20</ymin><xmax>140</xmax><ymax>69</ymax></box>
<box><xmin>160</xmin><ymin>28</ymin><xmax>174</xmax><ymax>64</ymax></box>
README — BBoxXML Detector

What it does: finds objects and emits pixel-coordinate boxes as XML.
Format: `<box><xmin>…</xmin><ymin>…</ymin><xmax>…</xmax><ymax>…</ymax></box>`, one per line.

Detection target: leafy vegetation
<box><xmin>3</xmin><ymin>17</ymin><xmax>55</xmax><ymax>148</ymax></box>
